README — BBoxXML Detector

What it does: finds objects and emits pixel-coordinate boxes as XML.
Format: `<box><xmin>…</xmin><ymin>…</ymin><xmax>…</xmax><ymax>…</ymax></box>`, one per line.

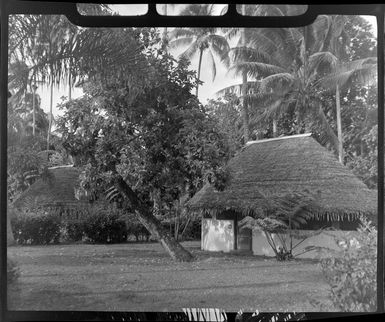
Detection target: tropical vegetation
<box><xmin>7</xmin><ymin>5</ymin><xmax>378</xmax><ymax>265</ymax></box>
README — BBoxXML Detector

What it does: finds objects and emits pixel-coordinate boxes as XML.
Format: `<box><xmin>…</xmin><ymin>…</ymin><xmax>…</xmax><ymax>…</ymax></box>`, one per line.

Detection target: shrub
<box><xmin>319</xmin><ymin>217</ymin><xmax>377</xmax><ymax>312</ymax></box>
<box><xmin>11</xmin><ymin>210</ymin><xmax>61</xmax><ymax>245</ymax></box>
<box><xmin>7</xmin><ymin>258</ymin><xmax>20</xmax><ymax>286</ymax></box>
<box><xmin>83</xmin><ymin>207</ymin><xmax>127</xmax><ymax>243</ymax></box>
<box><xmin>123</xmin><ymin>213</ymin><xmax>151</xmax><ymax>241</ymax></box>
<box><xmin>63</xmin><ymin>221</ymin><xmax>84</xmax><ymax>242</ymax></box>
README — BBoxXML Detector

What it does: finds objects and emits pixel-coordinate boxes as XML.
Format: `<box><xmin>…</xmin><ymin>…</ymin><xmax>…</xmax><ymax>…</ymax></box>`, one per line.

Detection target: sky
<box><xmin>36</xmin><ymin>5</ymin><xmax>378</xmax><ymax>119</ymax></box>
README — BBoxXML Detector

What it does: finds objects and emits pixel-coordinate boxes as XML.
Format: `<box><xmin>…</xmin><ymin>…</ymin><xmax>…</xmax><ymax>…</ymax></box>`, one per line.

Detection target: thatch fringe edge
<box><xmin>188</xmin><ymin>206</ymin><xmax>376</xmax><ymax>222</ymax></box>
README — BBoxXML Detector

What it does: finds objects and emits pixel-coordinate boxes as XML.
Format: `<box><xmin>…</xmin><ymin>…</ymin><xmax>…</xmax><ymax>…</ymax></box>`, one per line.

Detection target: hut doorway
<box><xmin>237</xmin><ymin>227</ymin><xmax>252</xmax><ymax>251</ymax></box>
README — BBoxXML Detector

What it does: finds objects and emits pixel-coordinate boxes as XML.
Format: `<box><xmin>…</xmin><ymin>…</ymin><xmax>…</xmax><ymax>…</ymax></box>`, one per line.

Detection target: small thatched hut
<box><xmin>187</xmin><ymin>133</ymin><xmax>377</xmax><ymax>257</ymax></box>
<box><xmin>12</xmin><ymin>165</ymin><xmax>90</xmax><ymax>220</ymax></box>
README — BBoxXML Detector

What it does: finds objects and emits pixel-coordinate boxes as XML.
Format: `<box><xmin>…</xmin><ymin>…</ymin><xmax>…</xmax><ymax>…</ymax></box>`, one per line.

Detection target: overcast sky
<box><xmin>37</xmin><ymin>5</ymin><xmax>378</xmax><ymax>119</ymax></box>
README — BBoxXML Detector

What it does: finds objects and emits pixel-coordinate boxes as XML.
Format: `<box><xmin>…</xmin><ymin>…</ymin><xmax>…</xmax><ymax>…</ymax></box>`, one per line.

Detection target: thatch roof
<box><xmin>188</xmin><ymin>134</ymin><xmax>377</xmax><ymax>222</ymax></box>
<box><xmin>13</xmin><ymin>165</ymin><xmax>89</xmax><ymax>211</ymax></box>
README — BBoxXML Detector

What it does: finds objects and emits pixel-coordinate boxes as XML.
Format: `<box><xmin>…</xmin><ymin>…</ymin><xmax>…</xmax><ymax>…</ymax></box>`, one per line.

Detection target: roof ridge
<box><xmin>245</xmin><ymin>133</ymin><xmax>312</xmax><ymax>146</ymax></box>
<box><xmin>48</xmin><ymin>164</ymin><xmax>75</xmax><ymax>170</ymax></box>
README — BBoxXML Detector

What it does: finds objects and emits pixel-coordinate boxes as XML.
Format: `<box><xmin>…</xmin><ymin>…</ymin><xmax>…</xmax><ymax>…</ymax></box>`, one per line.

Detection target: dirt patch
<box><xmin>8</xmin><ymin>241</ymin><xmax>333</xmax><ymax>312</ymax></box>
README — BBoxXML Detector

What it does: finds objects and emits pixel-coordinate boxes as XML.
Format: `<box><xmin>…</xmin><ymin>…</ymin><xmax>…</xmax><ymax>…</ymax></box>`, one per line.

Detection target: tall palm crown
<box><xmin>218</xmin><ymin>4</ymin><xmax>309</xmax><ymax>141</ymax></box>
<box><xmin>168</xmin><ymin>4</ymin><xmax>229</xmax><ymax>97</ymax></box>
<box><xmin>224</xmin><ymin>15</ymin><xmax>343</xmax><ymax>149</ymax></box>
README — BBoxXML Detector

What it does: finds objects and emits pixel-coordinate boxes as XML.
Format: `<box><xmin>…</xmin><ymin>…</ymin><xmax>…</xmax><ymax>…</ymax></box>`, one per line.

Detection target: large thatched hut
<box><xmin>11</xmin><ymin>165</ymin><xmax>90</xmax><ymax>220</ymax></box>
<box><xmin>187</xmin><ymin>133</ymin><xmax>377</xmax><ymax>257</ymax></box>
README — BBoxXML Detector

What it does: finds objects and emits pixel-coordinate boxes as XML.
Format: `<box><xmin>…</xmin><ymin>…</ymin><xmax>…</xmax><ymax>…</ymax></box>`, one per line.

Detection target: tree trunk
<box><xmin>180</xmin><ymin>217</ymin><xmax>191</xmax><ymax>240</ymax></box>
<box><xmin>68</xmin><ymin>60</ymin><xmax>72</xmax><ymax>101</ymax></box>
<box><xmin>240</xmin><ymin>4</ymin><xmax>249</xmax><ymax>143</ymax></box>
<box><xmin>336</xmin><ymin>84</ymin><xmax>344</xmax><ymax>164</ymax></box>
<box><xmin>162</xmin><ymin>4</ymin><xmax>168</xmax><ymax>50</ymax></box>
<box><xmin>7</xmin><ymin>207</ymin><xmax>16</xmax><ymax>246</ymax></box>
<box><xmin>241</xmin><ymin>72</ymin><xmax>249</xmax><ymax>143</ymax></box>
<box><xmin>196</xmin><ymin>48</ymin><xmax>204</xmax><ymax>97</ymax></box>
<box><xmin>32</xmin><ymin>84</ymin><xmax>36</xmax><ymax>137</ymax></box>
<box><xmin>115</xmin><ymin>177</ymin><xmax>194</xmax><ymax>262</ymax></box>
<box><xmin>47</xmin><ymin>73</ymin><xmax>54</xmax><ymax>153</ymax></box>
<box><xmin>272</xmin><ymin>119</ymin><xmax>278</xmax><ymax>138</ymax></box>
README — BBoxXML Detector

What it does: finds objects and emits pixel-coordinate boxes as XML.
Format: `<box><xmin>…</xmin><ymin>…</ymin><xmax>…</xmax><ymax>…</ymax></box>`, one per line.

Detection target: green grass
<box><xmin>7</xmin><ymin>241</ymin><xmax>333</xmax><ymax>312</ymax></box>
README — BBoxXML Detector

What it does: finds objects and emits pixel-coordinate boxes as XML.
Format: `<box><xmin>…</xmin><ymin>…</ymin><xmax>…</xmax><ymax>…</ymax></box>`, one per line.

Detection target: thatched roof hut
<box><xmin>12</xmin><ymin>165</ymin><xmax>89</xmax><ymax>214</ymax></box>
<box><xmin>188</xmin><ymin>133</ymin><xmax>377</xmax><ymax>223</ymax></box>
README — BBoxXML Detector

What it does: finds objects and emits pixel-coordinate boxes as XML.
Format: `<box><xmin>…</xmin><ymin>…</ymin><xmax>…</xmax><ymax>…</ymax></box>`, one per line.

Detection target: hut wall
<box><xmin>251</xmin><ymin>230</ymin><xmax>359</xmax><ymax>259</ymax></box>
<box><xmin>201</xmin><ymin>218</ymin><xmax>235</xmax><ymax>252</ymax></box>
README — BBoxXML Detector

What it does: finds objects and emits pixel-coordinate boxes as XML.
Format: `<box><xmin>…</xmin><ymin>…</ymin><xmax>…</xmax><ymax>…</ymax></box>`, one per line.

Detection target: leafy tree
<box><xmin>168</xmin><ymin>4</ymin><xmax>229</xmax><ymax>97</ymax></box>
<box><xmin>56</xmin><ymin>33</ymin><xmax>231</xmax><ymax>261</ymax></box>
<box><xmin>205</xmin><ymin>93</ymin><xmax>243</xmax><ymax>154</ymax></box>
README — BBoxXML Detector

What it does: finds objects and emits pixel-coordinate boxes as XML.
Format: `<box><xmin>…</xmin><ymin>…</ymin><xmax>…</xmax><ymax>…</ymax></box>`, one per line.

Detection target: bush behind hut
<box><xmin>11</xmin><ymin>209</ymin><xmax>61</xmax><ymax>245</ymax></box>
<box><xmin>318</xmin><ymin>217</ymin><xmax>376</xmax><ymax>311</ymax></box>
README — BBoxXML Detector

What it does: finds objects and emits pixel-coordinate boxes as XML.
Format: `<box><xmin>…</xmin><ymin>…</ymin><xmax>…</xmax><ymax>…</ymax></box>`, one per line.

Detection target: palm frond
<box><xmin>168</xmin><ymin>28</ymin><xmax>195</xmax><ymax>40</ymax></box>
<box><xmin>228</xmin><ymin>46</ymin><xmax>272</xmax><ymax>66</ymax></box>
<box><xmin>215</xmin><ymin>81</ymin><xmax>261</xmax><ymax>98</ymax></box>
<box><xmin>206</xmin><ymin>49</ymin><xmax>217</xmax><ymax>81</ymax></box>
<box><xmin>228</xmin><ymin>61</ymin><xmax>286</xmax><ymax>79</ymax></box>
<box><xmin>168</xmin><ymin>37</ymin><xmax>194</xmax><ymax>51</ymax></box>
<box><xmin>319</xmin><ymin>57</ymin><xmax>377</xmax><ymax>90</ymax></box>
<box><xmin>314</xmin><ymin>102</ymin><xmax>339</xmax><ymax>152</ymax></box>
<box><xmin>222</xmin><ymin>27</ymin><xmax>241</xmax><ymax>40</ymax></box>
<box><xmin>308</xmin><ymin>51</ymin><xmax>338</xmax><ymax>74</ymax></box>
<box><xmin>180</xmin><ymin>41</ymin><xmax>199</xmax><ymax>60</ymax></box>
<box><xmin>260</xmin><ymin>73</ymin><xmax>295</xmax><ymax>92</ymax></box>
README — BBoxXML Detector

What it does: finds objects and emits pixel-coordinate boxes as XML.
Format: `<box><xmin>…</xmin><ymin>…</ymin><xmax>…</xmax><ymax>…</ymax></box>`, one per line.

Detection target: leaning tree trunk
<box><xmin>115</xmin><ymin>178</ymin><xmax>194</xmax><ymax>262</ymax></box>
<box><xmin>336</xmin><ymin>84</ymin><xmax>344</xmax><ymax>164</ymax></box>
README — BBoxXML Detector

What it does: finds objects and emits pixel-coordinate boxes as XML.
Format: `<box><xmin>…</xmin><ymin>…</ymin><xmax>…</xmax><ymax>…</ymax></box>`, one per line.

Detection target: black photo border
<box><xmin>0</xmin><ymin>1</ymin><xmax>384</xmax><ymax>321</ymax></box>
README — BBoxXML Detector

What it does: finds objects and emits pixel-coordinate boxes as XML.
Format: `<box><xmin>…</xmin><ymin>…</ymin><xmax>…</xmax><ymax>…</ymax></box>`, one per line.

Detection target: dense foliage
<box><xmin>319</xmin><ymin>217</ymin><xmax>376</xmax><ymax>311</ymax></box>
<box><xmin>11</xmin><ymin>210</ymin><xmax>61</xmax><ymax>245</ymax></box>
<box><xmin>82</xmin><ymin>207</ymin><xmax>128</xmax><ymax>244</ymax></box>
<box><xmin>62</xmin><ymin>221</ymin><xmax>84</xmax><ymax>242</ymax></box>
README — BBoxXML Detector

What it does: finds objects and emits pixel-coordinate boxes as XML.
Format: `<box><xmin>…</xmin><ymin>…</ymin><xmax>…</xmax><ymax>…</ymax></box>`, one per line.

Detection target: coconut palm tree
<box><xmin>317</xmin><ymin>16</ymin><xmax>377</xmax><ymax>164</ymax></box>
<box><xmin>222</xmin><ymin>15</ymin><xmax>342</xmax><ymax>150</ymax></box>
<box><xmin>168</xmin><ymin>4</ymin><xmax>230</xmax><ymax>97</ymax></box>
<box><xmin>218</xmin><ymin>4</ymin><xmax>308</xmax><ymax>141</ymax></box>
<box><xmin>9</xmin><ymin>15</ymin><xmax>80</xmax><ymax>152</ymax></box>
<box><xmin>320</xmin><ymin>57</ymin><xmax>377</xmax><ymax>163</ymax></box>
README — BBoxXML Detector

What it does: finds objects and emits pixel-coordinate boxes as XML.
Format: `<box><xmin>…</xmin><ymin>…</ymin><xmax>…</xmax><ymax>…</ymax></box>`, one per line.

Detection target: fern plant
<box><xmin>239</xmin><ymin>192</ymin><xmax>322</xmax><ymax>260</ymax></box>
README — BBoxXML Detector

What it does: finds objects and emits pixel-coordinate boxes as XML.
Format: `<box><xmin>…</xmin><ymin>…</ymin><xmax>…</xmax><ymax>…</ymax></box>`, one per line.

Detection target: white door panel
<box><xmin>201</xmin><ymin>219</ymin><xmax>234</xmax><ymax>252</ymax></box>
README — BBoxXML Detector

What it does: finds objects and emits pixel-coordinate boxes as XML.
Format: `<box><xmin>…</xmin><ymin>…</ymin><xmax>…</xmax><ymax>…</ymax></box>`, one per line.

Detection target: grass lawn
<box><xmin>7</xmin><ymin>241</ymin><xmax>333</xmax><ymax>312</ymax></box>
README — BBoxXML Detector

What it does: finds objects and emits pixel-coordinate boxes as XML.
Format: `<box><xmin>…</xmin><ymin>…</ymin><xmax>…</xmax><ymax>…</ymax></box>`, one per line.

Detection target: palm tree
<box><xmin>223</xmin><ymin>15</ymin><xmax>341</xmax><ymax>150</ymax></box>
<box><xmin>317</xmin><ymin>16</ymin><xmax>377</xmax><ymax>163</ymax></box>
<box><xmin>9</xmin><ymin>15</ymin><xmax>79</xmax><ymax>152</ymax></box>
<box><xmin>168</xmin><ymin>4</ymin><xmax>229</xmax><ymax>97</ymax></box>
<box><xmin>218</xmin><ymin>5</ymin><xmax>307</xmax><ymax>141</ymax></box>
<box><xmin>320</xmin><ymin>57</ymin><xmax>377</xmax><ymax>163</ymax></box>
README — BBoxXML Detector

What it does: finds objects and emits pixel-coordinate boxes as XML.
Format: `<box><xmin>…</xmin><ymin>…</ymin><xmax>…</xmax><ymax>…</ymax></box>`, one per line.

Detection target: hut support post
<box><xmin>234</xmin><ymin>213</ymin><xmax>238</xmax><ymax>250</ymax></box>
